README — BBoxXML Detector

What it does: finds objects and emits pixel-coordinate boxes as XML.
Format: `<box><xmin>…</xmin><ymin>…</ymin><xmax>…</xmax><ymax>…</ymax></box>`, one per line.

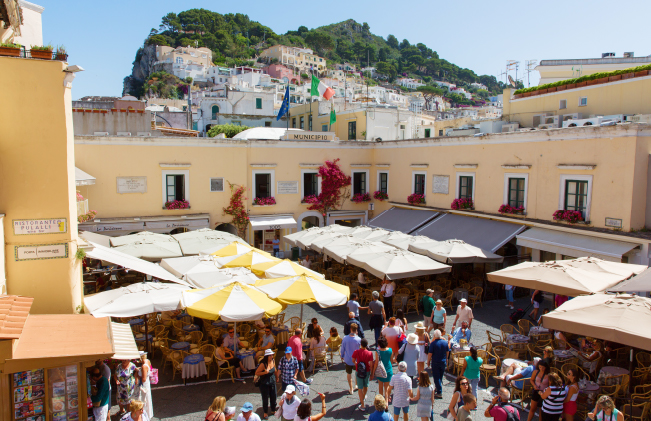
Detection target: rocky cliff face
<box><xmin>122</xmin><ymin>45</ymin><xmax>158</xmax><ymax>96</ymax></box>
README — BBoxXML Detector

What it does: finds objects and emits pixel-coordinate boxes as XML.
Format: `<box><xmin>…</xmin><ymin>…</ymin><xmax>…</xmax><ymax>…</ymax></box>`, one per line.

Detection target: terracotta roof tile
<box><xmin>0</xmin><ymin>295</ymin><xmax>34</xmax><ymax>339</ymax></box>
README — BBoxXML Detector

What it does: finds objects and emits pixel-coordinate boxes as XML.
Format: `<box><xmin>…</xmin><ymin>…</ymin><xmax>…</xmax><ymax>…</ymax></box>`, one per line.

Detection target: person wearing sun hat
<box><xmin>236</xmin><ymin>402</ymin><xmax>260</xmax><ymax>421</ymax></box>
<box><xmin>255</xmin><ymin>349</ymin><xmax>278</xmax><ymax>419</ymax></box>
<box><xmin>452</xmin><ymin>298</ymin><xmax>473</xmax><ymax>331</ymax></box>
<box><xmin>414</xmin><ymin>322</ymin><xmax>430</xmax><ymax>373</ymax></box>
<box><xmin>399</xmin><ymin>333</ymin><xmax>422</xmax><ymax>382</ymax></box>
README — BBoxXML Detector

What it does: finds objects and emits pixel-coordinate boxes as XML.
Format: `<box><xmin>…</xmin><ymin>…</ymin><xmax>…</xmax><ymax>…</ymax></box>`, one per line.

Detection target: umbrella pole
<box><xmin>145</xmin><ymin>313</ymin><xmax>150</xmax><ymax>354</ymax></box>
<box><xmin>234</xmin><ymin>321</ymin><xmax>238</xmax><ymax>355</ymax></box>
<box><xmin>300</xmin><ymin>304</ymin><xmax>304</xmax><ymax>327</ymax></box>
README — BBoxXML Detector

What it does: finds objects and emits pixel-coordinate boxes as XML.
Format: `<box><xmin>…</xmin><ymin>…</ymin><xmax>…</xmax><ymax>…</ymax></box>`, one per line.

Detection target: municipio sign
<box><xmin>13</xmin><ymin>218</ymin><xmax>67</xmax><ymax>235</ymax></box>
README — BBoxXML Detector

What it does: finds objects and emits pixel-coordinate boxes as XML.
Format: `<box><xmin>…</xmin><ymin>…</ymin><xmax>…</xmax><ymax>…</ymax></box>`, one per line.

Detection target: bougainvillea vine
<box><xmin>303</xmin><ymin>159</ymin><xmax>351</xmax><ymax>217</ymax></box>
<box><xmin>223</xmin><ymin>182</ymin><xmax>249</xmax><ymax>238</ymax></box>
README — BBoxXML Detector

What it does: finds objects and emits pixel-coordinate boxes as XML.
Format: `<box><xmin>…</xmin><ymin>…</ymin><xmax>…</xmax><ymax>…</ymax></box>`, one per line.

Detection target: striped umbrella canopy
<box><xmin>250</xmin><ymin>259</ymin><xmax>325</xmax><ymax>279</ymax></box>
<box><xmin>216</xmin><ymin>250</ymin><xmax>279</xmax><ymax>269</ymax></box>
<box><xmin>181</xmin><ymin>282</ymin><xmax>284</xmax><ymax>321</ymax></box>
<box><xmin>208</xmin><ymin>241</ymin><xmax>257</xmax><ymax>257</ymax></box>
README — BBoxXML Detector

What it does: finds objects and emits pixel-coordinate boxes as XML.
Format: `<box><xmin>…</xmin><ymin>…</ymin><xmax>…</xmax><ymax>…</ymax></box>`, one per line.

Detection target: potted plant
<box><xmin>351</xmin><ymin>192</ymin><xmax>371</xmax><ymax>203</ymax></box>
<box><xmin>253</xmin><ymin>196</ymin><xmax>276</xmax><ymax>206</ymax></box>
<box><xmin>622</xmin><ymin>72</ymin><xmax>635</xmax><ymax>80</ymax></box>
<box><xmin>407</xmin><ymin>193</ymin><xmax>425</xmax><ymax>205</ymax></box>
<box><xmin>522</xmin><ymin>91</ymin><xmax>532</xmax><ymax>98</ymax></box>
<box><xmin>55</xmin><ymin>45</ymin><xmax>68</xmax><ymax>61</ymax></box>
<box><xmin>451</xmin><ymin>197</ymin><xmax>474</xmax><ymax>210</ymax></box>
<box><xmin>164</xmin><ymin>200</ymin><xmax>190</xmax><ymax>210</ymax></box>
<box><xmin>552</xmin><ymin>209</ymin><xmax>584</xmax><ymax>224</ymax></box>
<box><xmin>499</xmin><ymin>204</ymin><xmax>525</xmax><ymax>215</ymax></box>
<box><xmin>634</xmin><ymin>70</ymin><xmax>649</xmax><ymax>77</ymax></box>
<box><xmin>609</xmin><ymin>74</ymin><xmax>622</xmax><ymax>82</ymax></box>
<box><xmin>547</xmin><ymin>87</ymin><xmax>557</xmax><ymax>93</ymax></box>
<box><xmin>373</xmin><ymin>191</ymin><xmax>389</xmax><ymax>201</ymax></box>
<box><xmin>565</xmin><ymin>83</ymin><xmax>576</xmax><ymax>89</ymax></box>
<box><xmin>576</xmin><ymin>81</ymin><xmax>587</xmax><ymax>87</ymax></box>
<box><xmin>0</xmin><ymin>42</ymin><xmax>21</xmax><ymax>57</ymax></box>
<box><xmin>30</xmin><ymin>44</ymin><xmax>53</xmax><ymax>59</ymax></box>
<box><xmin>556</xmin><ymin>85</ymin><xmax>567</xmax><ymax>91</ymax></box>
<box><xmin>513</xmin><ymin>94</ymin><xmax>522</xmax><ymax>99</ymax></box>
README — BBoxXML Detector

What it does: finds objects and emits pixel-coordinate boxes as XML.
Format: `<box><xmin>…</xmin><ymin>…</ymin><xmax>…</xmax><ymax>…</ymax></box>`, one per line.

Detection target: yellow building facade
<box><xmin>0</xmin><ymin>56</ymin><xmax>83</xmax><ymax>314</ymax></box>
<box><xmin>75</xmin><ymin>123</ymin><xmax>651</xmax><ymax>265</ymax></box>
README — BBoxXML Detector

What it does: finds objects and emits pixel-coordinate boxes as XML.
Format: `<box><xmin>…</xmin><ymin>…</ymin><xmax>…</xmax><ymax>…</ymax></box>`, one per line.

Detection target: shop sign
<box><xmin>117</xmin><ymin>176</ymin><xmax>147</xmax><ymax>193</ymax></box>
<box><xmin>432</xmin><ymin>175</ymin><xmax>449</xmax><ymax>194</ymax></box>
<box><xmin>146</xmin><ymin>219</ymin><xmax>210</xmax><ymax>230</ymax></box>
<box><xmin>277</xmin><ymin>181</ymin><xmax>299</xmax><ymax>194</ymax></box>
<box><xmin>284</xmin><ymin>133</ymin><xmax>334</xmax><ymax>141</ymax></box>
<box><xmin>83</xmin><ymin>222</ymin><xmax>145</xmax><ymax>233</ymax></box>
<box><xmin>15</xmin><ymin>243</ymin><xmax>69</xmax><ymax>261</ymax></box>
<box><xmin>605</xmin><ymin>217</ymin><xmax>622</xmax><ymax>228</ymax></box>
<box><xmin>13</xmin><ymin>218</ymin><xmax>67</xmax><ymax>235</ymax></box>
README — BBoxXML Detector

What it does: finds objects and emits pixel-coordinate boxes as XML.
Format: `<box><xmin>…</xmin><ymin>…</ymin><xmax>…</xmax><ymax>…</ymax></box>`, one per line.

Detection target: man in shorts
<box><xmin>340</xmin><ymin>323</ymin><xmax>361</xmax><ymax>395</ymax></box>
<box><xmin>422</xmin><ymin>289</ymin><xmax>436</xmax><ymax>333</ymax></box>
<box><xmin>387</xmin><ymin>361</ymin><xmax>413</xmax><ymax>421</ymax></box>
<box><xmin>352</xmin><ymin>338</ymin><xmax>373</xmax><ymax>411</ymax></box>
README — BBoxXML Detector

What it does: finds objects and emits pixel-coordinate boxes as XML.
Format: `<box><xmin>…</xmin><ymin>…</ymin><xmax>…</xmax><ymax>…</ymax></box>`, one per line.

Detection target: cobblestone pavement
<box><xmin>109</xmin><ymin>295</ymin><xmax>541</xmax><ymax>421</ymax></box>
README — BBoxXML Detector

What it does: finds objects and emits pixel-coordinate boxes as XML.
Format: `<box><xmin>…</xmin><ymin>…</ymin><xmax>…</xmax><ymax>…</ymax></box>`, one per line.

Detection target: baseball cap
<box><xmin>241</xmin><ymin>402</ymin><xmax>253</xmax><ymax>412</ymax></box>
<box><xmin>285</xmin><ymin>385</ymin><xmax>296</xmax><ymax>394</ymax></box>
<box><xmin>285</xmin><ymin>346</ymin><xmax>292</xmax><ymax>353</ymax></box>
<box><xmin>426</xmin><ymin>289</ymin><xmax>434</xmax><ymax>294</ymax></box>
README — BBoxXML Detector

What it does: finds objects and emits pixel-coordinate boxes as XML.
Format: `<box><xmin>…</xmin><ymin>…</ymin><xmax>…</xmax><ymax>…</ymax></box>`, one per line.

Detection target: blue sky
<box><xmin>38</xmin><ymin>0</ymin><xmax>650</xmax><ymax>100</ymax></box>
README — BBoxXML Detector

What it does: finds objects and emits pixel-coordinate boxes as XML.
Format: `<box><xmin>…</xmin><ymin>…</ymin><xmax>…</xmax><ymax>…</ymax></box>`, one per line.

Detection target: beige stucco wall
<box><xmin>0</xmin><ymin>57</ymin><xmax>82</xmax><ymax>314</ymax></box>
<box><xmin>503</xmin><ymin>76</ymin><xmax>651</xmax><ymax>128</ymax></box>
<box><xmin>75</xmin><ymin>124</ymin><xmax>651</xmax><ymax>237</ymax></box>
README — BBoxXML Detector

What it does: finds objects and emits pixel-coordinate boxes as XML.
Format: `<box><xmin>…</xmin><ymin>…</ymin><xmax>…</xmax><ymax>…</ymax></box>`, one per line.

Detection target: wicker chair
<box><xmin>288</xmin><ymin>317</ymin><xmax>301</xmax><ymax>331</ymax></box>
<box><xmin>492</xmin><ymin>345</ymin><xmax>509</xmax><ymax>362</ymax></box>
<box><xmin>215</xmin><ymin>357</ymin><xmax>235</xmax><ymax>383</ymax></box>
<box><xmin>620</xmin><ymin>403</ymin><xmax>648</xmax><ymax>421</ymax></box>
<box><xmin>199</xmin><ymin>344</ymin><xmax>216</xmax><ymax>379</ymax></box>
<box><xmin>510</xmin><ymin>376</ymin><xmax>533</xmax><ymax>404</ymax></box>
<box><xmin>452</xmin><ymin>351</ymin><xmax>470</xmax><ymax>376</ymax></box>
<box><xmin>636</xmin><ymin>352</ymin><xmax>651</xmax><ymax>369</ymax></box>
<box><xmin>487</xmin><ymin>331</ymin><xmax>506</xmax><ymax>348</ymax></box>
<box><xmin>170</xmin><ymin>352</ymin><xmax>185</xmax><ymax>381</ymax></box>
<box><xmin>440</xmin><ymin>290</ymin><xmax>454</xmax><ymax>310</ymax></box>
<box><xmin>187</xmin><ymin>331</ymin><xmax>205</xmax><ymax>353</ymax></box>
<box><xmin>312</xmin><ymin>346</ymin><xmax>329</xmax><ymax>374</ymax></box>
<box><xmin>634</xmin><ymin>384</ymin><xmax>651</xmax><ymax>395</ymax></box>
<box><xmin>500</xmin><ymin>324</ymin><xmax>515</xmax><ymax>342</ymax></box>
<box><xmin>405</xmin><ymin>292</ymin><xmax>420</xmax><ymax>315</ymax></box>
<box><xmin>480</xmin><ymin>350</ymin><xmax>499</xmax><ymax>388</ymax></box>
<box><xmin>517</xmin><ymin>319</ymin><xmax>533</xmax><ymax>336</ymax></box>
<box><xmin>468</xmin><ymin>287</ymin><xmax>483</xmax><ymax>307</ymax></box>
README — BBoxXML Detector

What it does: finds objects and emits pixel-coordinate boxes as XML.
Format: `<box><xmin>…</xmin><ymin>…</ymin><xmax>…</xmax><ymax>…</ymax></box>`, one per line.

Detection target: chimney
<box><xmin>623</xmin><ymin>52</ymin><xmax>634</xmax><ymax>58</ymax></box>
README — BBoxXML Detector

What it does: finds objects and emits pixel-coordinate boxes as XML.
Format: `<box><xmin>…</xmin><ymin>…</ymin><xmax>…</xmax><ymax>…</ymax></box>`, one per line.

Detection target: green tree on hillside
<box><xmin>387</xmin><ymin>34</ymin><xmax>399</xmax><ymax>49</ymax></box>
<box><xmin>417</xmin><ymin>86</ymin><xmax>445</xmax><ymax>110</ymax></box>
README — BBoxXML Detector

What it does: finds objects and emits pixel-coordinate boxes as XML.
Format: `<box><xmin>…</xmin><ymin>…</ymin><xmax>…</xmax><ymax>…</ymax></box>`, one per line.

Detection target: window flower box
<box><xmin>373</xmin><ymin>191</ymin><xmax>389</xmax><ymax>201</ymax></box>
<box><xmin>408</xmin><ymin>194</ymin><xmax>426</xmax><ymax>205</ymax></box>
<box><xmin>164</xmin><ymin>200</ymin><xmax>190</xmax><ymax>210</ymax></box>
<box><xmin>609</xmin><ymin>75</ymin><xmax>622</xmax><ymax>82</ymax></box>
<box><xmin>253</xmin><ymin>196</ymin><xmax>276</xmax><ymax>206</ymax></box>
<box><xmin>451</xmin><ymin>198</ymin><xmax>474</xmax><ymax>210</ymax></box>
<box><xmin>499</xmin><ymin>204</ymin><xmax>525</xmax><ymax>215</ymax></box>
<box><xmin>0</xmin><ymin>45</ymin><xmax>21</xmax><ymax>57</ymax></box>
<box><xmin>30</xmin><ymin>47</ymin><xmax>52</xmax><ymax>60</ymax></box>
<box><xmin>351</xmin><ymin>193</ymin><xmax>371</xmax><ymax>203</ymax></box>
<box><xmin>556</xmin><ymin>85</ymin><xmax>567</xmax><ymax>92</ymax></box>
<box><xmin>621</xmin><ymin>72</ymin><xmax>635</xmax><ymax>80</ymax></box>
<box><xmin>522</xmin><ymin>92</ymin><xmax>532</xmax><ymax>98</ymax></box>
<box><xmin>301</xmin><ymin>195</ymin><xmax>317</xmax><ymax>204</ymax></box>
<box><xmin>552</xmin><ymin>209</ymin><xmax>584</xmax><ymax>224</ymax></box>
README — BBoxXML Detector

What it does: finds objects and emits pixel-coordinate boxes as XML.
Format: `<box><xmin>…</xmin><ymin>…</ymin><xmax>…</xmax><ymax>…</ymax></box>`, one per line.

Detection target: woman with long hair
<box><xmin>394</xmin><ymin>309</ymin><xmax>409</xmax><ymax>332</ymax></box>
<box><xmin>254</xmin><ymin>349</ymin><xmax>277</xmax><ymax>420</ymax></box>
<box><xmin>587</xmin><ymin>396</ymin><xmax>623</xmax><ymax>421</ymax></box>
<box><xmin>415</xmin><ymin>322</ymin><xmax>430</xmax><ymax>374</ymax></box>
<box><xmin>295</xmin><ymin>393</ymin><xmax>327</xmax><ymax>421</ymax></box>
<box><xmin>448</xmin><ymin>376</ymin><xmax>471</xmax><ymax>420</ymax></box>
<box><xmin>371</xmin><ymin>335</ymin><xmax>394</xmax><ymax>402</ymax></box>
<box><xmin>462</xmin><ymin>346</ymin><xmax>483</xmax><ymax>398</ymax></box>
<box><xmin>540</xmin><ymin>372</ymin><xmax>568</xmax><ymax>421</ymax></box>
<box><xmin>381</xmin><ymin>317</ymin><xmax>403</xmax><ymax>362</ymax></box>
<box><xmin>527</xmin><ymin>360</ymin><xmax>551</xmax><ymax>421</ymax></box>
<box><xmin>562</xmin><ymin>369</ymin><xmax>579</xmax><ymax>421</ymax></box>
<box><xmin>205</xmin><ymin>396</ymin><xmax>226</xmax><ymax>421</ymax></box>
<box><xmin>411</xmin><ymin>371</ymin><xmax>435</xmax><ymax>421</ymax></box>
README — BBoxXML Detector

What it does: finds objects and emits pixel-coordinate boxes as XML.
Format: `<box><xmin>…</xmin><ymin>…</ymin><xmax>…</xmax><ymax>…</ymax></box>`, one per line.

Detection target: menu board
<box><xmin>47</xmin><ymin>365</ymin><xmax>79</xmax><ymax>421</ymax></box>
<box><xmin>13</xmin><ymin>369</ymin><xmax>45</xmax><ymax>421</ymax></box>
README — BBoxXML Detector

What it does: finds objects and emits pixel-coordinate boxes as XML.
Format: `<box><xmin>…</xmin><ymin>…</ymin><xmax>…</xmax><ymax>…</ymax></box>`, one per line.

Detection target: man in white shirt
<box><xmin>357</xmin><ymin>271</ymin><xmax>368</xmax><ymax>285</ymax></box>
<box><xmin>452</xmin><ymin>298</ymin><xmax>474</xmax><ymax>330</ymax></box>
<box><xmin>381</xmin><ymin>278</ymin><xmax>396</xmax><ymax>318</ymax></box>
<box><xmin>278</xmin><ymin>385</ymin><xmax>301</xmax><ymax>421</ymax></box>
<box><xmin>301</xmin><ymin>255</ymin><xmax>311</xmax><ymax>269</ymax></box>
<box><xmin>237</xmin><ymin>402</ymin><xmax>261</xmax><ymax>421</ymax></box>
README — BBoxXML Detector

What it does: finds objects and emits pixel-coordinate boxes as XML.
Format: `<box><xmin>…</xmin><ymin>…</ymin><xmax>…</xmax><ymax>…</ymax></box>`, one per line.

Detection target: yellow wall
<box><xmin>289</xmin><ymin>103</ymin><xmax>367</xmax><ymax>141</ymax></box>
<box><xmin>503</xmin><ymin>76</ymin><xmax>651</xmax><ymax>128</ymax></box>
<box><xmin>0</xmin><ymin>57</ymin><xmax>82</xmax><ymax>314</ymax></box>
<box><xmin>75</xmin><ymin>124</ymin><xmax>651</xmax><ymax>236</ymax></box>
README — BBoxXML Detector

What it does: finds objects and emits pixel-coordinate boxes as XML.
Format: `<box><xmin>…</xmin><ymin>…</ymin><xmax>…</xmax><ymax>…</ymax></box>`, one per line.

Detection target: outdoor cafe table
<box><xmin>171</xmin><ymin>341</ymin><xmax>191</xmax><ymax>352</ymax></box>
<box><xmin>128</xmin><ymin>318</ymin><xmax>145</xmax><ymax>326</ymax></box>
<box><xmin>554</xmin><ymin>349</ymin><xmax>574</xmax><ymax>359</ymax></box>
<box><xmin>134</xmin><ymin>334</ymin><xmax>153</xmax><ymax>343</ymax></box>
<box><xmin>448</xmin><ymin>343</ymin><xmax>473</xmax><ymax>370</ymax></box>
<box><xmin>598</xmin><ymin>366</ymin><xmax>629</xmax><ymax>385</ymax></box>
<box><xmin>182</xmin><ymin>354</ymin><xmax>207</xmax><ymax>382</ymax></box>
<box><xmin>453</xmin><ymin>288</ymin><xmax>468</xmax><ymax>301</ymax></box>
<box><xmin>237</xmin><ymin>349</ymin><xmax>257</xmax><ymax>371</ymax></box>
<box><xmin>506</xmin><ymin>334</ymin><xmax>530</xmax><ymax>345</ymax></box>
<box><xmin>183</xmin><ymin>324</ymin><xmax>201</xmax><ymax>332</ymax></box>
<box><xmin>529</xmin><ymin>326</ymin><xmax>550</xmax><ymax>336</ymax></box>
<box><xmin>579</xmin><ymin>379</ymin><xmax>600</xmax><ymax>404</ymax></box>
<box><xmin>272</xmin><ymin>325</ymin><xmax>290</xmax><ymax>344</ymax></box>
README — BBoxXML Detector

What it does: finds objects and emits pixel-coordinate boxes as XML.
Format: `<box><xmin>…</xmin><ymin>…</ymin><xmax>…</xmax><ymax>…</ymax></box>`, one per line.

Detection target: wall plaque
<box><xmin>432</xmin><ymin>175</ymin><xmax>449</xmax><ymax>194</ymax></box>
<box><xmin>15</xmin><ymin>243</ymin><xmax>68</xmax><ymax>261</ymax></box>
<box><xmin>13</xmin><ymin>218</ymin><xmax>67</xmax><ymax>235</ymax></box>
<box><xmin>117</xmin><ymin>177</ymin><xmax>147</xmax><ymax>194</ymax></box>
<box><xmin>277</xmin><ymin>181</ymin><xmax>299</xmax><ymax>194</ymax></box>
<box><xmin>605</xmin><ymin>218</ymin><xmax>622</xmax><ymax>228</ymax></box>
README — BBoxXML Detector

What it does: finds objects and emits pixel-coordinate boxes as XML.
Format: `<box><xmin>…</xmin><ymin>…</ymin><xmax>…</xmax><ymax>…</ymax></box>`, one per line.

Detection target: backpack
<box><xmin>534</xmin><ymin>291</ymin><xmax>544</xmax><ymax>303</ymax></box>
<box><xmin>356</xmin><ymin>358</ymin><xmax>368</xmax><ymax>379</ymax></box>
<box><xmin>499</xmin><ymin>403</ymin><xmax>520</xmax><ymax>421</ymax></box>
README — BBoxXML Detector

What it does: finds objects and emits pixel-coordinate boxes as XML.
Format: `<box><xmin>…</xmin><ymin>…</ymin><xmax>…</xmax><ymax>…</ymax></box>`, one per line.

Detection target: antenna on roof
<box><xmin>525</xmin><ymin>60</ymin><xmax>537</xmax><ymax>88</ymax></box>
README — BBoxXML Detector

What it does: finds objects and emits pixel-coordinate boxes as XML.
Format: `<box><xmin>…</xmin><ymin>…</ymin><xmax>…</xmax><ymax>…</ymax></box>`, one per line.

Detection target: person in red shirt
<box><xmin>287</xmin><ymin>328</ymin><xmax>312</xmax><ymax>384</ymax></box>
<box><xmin>352</xmin><ymin>338</ymin><xmax>374</xmax><ymax>412</ymax></box>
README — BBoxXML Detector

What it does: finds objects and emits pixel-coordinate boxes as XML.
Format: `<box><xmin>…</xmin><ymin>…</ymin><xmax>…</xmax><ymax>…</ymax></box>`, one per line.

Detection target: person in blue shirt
<box><xmin>346</xmin><ymin>293</ymin><xmax>368</xmax><ymax>318</ymax></box>
<box><xmin>451</xmin><ymin>321</ymin><xmax>472</xmax><ymax>346</ymax></box>
<box><xmin>426</xmin><ymin>329</ymin><xmax>450</xmax><ymax>399</ymax></box>
<box><xmin>504</xmin><ymin>364</ymin><xmax>535</xmax><ymax>389</ymax></box>
<box><xmin>340</xmin><ymin>323</ymin><xmax>362</xmax><ymax>395</ymax></box>
<box><xmin>344</xmin><ymin>311</ymin><xmax>365</xmax><ymax>339</ymax></box>
<box><xmin>369</xmin><ymin>394</ymin><xmax>392</xmax><ymax>421</ymax></box>
<box><xmin>272</xmin><ymin>235</ymin><xmax>280</xmax><ymax>257</ymax></box>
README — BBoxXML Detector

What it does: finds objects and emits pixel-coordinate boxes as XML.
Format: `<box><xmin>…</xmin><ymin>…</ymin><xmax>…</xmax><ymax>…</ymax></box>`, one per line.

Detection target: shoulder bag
<box><xmin>374</xmin><ymin>350</ymin><xmax>387</xmax><ymax>378</ymax></box>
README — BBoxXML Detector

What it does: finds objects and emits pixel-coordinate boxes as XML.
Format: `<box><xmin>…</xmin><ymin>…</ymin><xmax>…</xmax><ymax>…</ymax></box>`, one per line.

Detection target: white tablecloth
<box><xmin>506</xmin><ymin>334</ymin><xmax>530</xmax><ymax>344</ymax></box>
<box><xmin>238</xmin><ymin>351</ymin><xmax>256</xmax><ymax>371</ymax></box>
<box><xmin>528</xmin><ymin>326</ymin><xmax>549</xmax><ymax>336</ymax></box>
<box><xmin>598</xmin><ymin>366</ymin><xmax>629</xmax><ymax>385</ymax></box>
<box><xmin>182</xmin><ymin>360</ymin><xmax>207</xmax><ymax>379</ymax></box>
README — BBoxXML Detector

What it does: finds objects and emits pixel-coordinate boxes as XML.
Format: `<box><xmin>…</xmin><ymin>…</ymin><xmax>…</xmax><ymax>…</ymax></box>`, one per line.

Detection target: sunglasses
<box><xmin>228</xmin><ymin>331</ymin><xmax>234</xmax><ymax>334</ymax></box>
<box><xmin>461</xmin><ymin>382</ymin><xmax>469</xmax><ymax>385</ymax></box>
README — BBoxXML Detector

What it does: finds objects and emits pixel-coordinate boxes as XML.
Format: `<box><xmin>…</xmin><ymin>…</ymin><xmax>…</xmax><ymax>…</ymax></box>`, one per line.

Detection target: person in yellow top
<box><xmin>326</xmin><ymin>327</ymin><xmax>342</xmax><ymax>352</ymax></box>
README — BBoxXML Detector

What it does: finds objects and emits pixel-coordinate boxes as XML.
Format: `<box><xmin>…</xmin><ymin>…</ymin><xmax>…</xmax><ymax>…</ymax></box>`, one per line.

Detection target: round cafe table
<box><xmin>135</xmin><ymin>334</ymin><xmax>153</xmax><ymax>343</ymax></box>
<box><xmin>183</xmin><ymin>324</ymin><xmax>201</xmax><ymax>332</ymax></box>
<box><xmin>128</xmin><ymin>319</ymin><xmax>144</xmax><ymax>326</ymax></box>
<box><xmin>506</xmin><ymin>334</ymin><xmax>530</xmax><ymax>345</ymax></box>
<box><xmin>237</xmin><ymin>350</ymin><xmax>257</xmax><ymax>371</ymax></box>
<box><xmin>598</xmin><ymin>366</ymin><xmax>629</xmax><ymax>385</ymax></box>
<box><xmin>553</xmin><ymin>349</ymin><xmax>574</xmax><ymax>359</ymax></box>
<box><xmin>579</xmin><ymin>380</ymin><xmax>600</xmax><ymax>405</ymax></box>
<box><xmin>182</xmin><ymin>354</ymin><xmax>207</xmax><ymax>383</ymax></box>
<box><xmin>453</xmin><ymin>288</ymin><xmax>468</xmax><ymax>301</ymax></box>
<box><xmin>272</xmin><ymin>326</ymin><xmax>290</xmax><ymax>344</ymax></box>
<box><xmin>171</xmin><ymin>341</ymin><xmax>191</xmax><ymax>352</ymax></box>
<box><xmin>212</xmin><ymin>321</ymin><xmax>229</xmax><ymax>328</ymax></box>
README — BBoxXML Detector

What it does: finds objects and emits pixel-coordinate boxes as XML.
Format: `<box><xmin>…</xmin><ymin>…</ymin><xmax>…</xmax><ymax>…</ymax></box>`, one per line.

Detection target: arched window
<box><xmin>211</xmin><ymin>105</ymin><xmax>219</xmax><ymax>120</ymax></box>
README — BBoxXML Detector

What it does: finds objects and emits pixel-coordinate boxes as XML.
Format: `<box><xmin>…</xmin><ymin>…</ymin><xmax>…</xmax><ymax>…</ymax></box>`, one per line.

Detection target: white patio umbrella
<box><xmin>561</xmin><ymin>257</ymin><xmax>647</xmax><ymax>279</ymax></box>
<box><xmin>409</xmin><ymin>239</ymin><xmax>504</xmax><ymax>264</ymax></box>
<box><xmin>86</xmin><ymin>242</ymin><xmax>188</xmax><ymax>285</ymax></box>
<box><xmin>297</xmin><ymin>230</ymin><xmax>351</xmax><ymax>250</ymax></box>
<box><xmin>609</xmin><ymin>268</ymin><xmax>651</xmax><ymax>292</ymax></box>
<box><xmin>309</xmin><ymin>234</ymin><xmax>365</xmax><ymax>253</ymax></box>
<box><xmin>324</xmin><ymin>241</ymin><xmax>395</xmax><ymax>264</ymax></box>
<box><xmin>160</xmin><ymin>255</ymin><xmax>219</xmax><ymax>278</ymax></box>
<box><xmin>187</xmin><ymin>269</ymin><xmax>259</xmax><ymax>289</ymax></box>
<box><xmin>347</xmin><ymin>249</ymin><xmax>451</xmax><ymax>280</ymax></box>
<box><xmin>109</xmin><ymin>231</ymin><xmax>176</xmax><ymax>247</ymax></box>
<box><xmin>487</xmin><ymin>260</ymin><xmax>641</xmax><ymax>297</ymax></box>
<box><xmin>283</xmin><ymin>226</ymin><xmax>323</xmax><ymax>247</ymax></box>
<box><xmin>113</xmin><ymin>241</ymin><xmax>183</xmax><ymax>261</ymax></box>
<box><xmin>215</xmin><ymin>250</ymin><xmax>279</xmax><ymax>268</ymax></box>
<box><xmin>250</xmin><ymin>259</ymin><xmax>325</xmax><ymax>279</ymax></box>
<box><xmin>350</xmin><ymin>227</ymin><xmax>392</xmax><ymax>242</ymax></box>
<box><xmin>382</xmin><ymin>235</ymin><xmax>435</xmax><ymax>251</ymax></box>
<box><xmin>173</xmin><ymin>228</ymin><xmax>246</xmax><ymax>255</ymax></box>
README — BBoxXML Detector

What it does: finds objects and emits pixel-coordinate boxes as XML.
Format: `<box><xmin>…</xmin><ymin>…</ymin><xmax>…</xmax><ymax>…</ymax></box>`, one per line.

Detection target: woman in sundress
<box><xmin>114</xmin><ymin>359</ymin><xmax>137</xmax><ymax>415</ymax></box>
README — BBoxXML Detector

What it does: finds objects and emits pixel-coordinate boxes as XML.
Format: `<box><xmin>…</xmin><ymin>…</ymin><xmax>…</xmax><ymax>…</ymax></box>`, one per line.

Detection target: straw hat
<box><xmin>414</xmin><ymin>322</ymin><xmax>426</xmax><ymax>331</ymax></box>
<box><xmin>407</xmin><ymin>333</ymin><xmax>419</xmax><ymax>345</ymax></box>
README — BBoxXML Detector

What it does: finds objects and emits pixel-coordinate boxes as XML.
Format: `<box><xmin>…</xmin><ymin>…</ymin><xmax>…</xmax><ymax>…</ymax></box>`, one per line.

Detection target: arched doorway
<box><xmin>297</xmin><ymin>211</ymin><xmax>324</xmax><ymax>231</ymax></box>
<box><xmin>215</xmin><ymin>223</ymin><xmax>238</xmax><ymax>236</ymax></box>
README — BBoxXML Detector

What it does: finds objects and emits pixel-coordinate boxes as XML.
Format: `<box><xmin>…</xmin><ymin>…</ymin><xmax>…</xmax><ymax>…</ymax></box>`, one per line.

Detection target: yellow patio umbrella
<box><xmin>209</xmin><ymin>241</ymin><xmax>257</xmax><ymax>257</ymax></box>
<box><xmin>218</xmin><ymin>250</ymin><xmax>279</xmax><ymax>269</ymax></box>
<box><xmin>255</xmin><ymin>274</ymin><xmax>350</xmax><ymax>324</ymax></box>
<box><xmin>249</xmin><ymin>259</ymin><xmax>325</xmax><ymax>279</ymax></box>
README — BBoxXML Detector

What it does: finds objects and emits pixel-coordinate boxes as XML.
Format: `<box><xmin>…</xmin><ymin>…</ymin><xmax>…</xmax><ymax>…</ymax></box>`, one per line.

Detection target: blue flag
<box><xmin>277</xmin><ymin>86</ymin><xmax>290</xmax><ymax>121</ymax></box>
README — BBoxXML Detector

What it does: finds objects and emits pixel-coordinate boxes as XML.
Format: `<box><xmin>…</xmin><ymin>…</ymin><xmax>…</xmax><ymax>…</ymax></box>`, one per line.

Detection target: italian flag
<box><xmin>311</xmin><ymin>75</ymin><xmax>335</xmax><ymax>100</ymax></box>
